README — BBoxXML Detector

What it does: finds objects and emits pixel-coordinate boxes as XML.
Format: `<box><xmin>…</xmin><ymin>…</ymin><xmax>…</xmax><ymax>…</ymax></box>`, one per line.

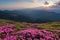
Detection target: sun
<box><xmin>42</xmin><ymin>4</ymin><xmax>52</xmax><ymax>8</ymax></box>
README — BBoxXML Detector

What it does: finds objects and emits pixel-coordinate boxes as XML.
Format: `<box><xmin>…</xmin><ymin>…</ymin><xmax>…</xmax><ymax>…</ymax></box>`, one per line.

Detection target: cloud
<box><xmin>48</xmin><ymin>2</ymin><xmax>60</xmax><ymax>9</ymax></box>
<box><xmin>57</xmin><ymin>2</ymin><xmax>60</xmax><ymax>5</ymax></box>
<box><xmin>44</xmin><ymin>1</ymin><xmax>49</xmax><ymax>5</ymax></box>
<box><xmin>55</xmin><ymin>2</ymin><xmax>60</xmax><ymax>6</ymax></box>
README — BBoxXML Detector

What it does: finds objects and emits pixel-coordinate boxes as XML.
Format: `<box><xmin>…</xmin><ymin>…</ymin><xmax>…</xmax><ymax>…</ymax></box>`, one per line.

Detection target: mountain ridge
<box><xmin>0</xmin><ymin>9</ymin><xmax>60</xmax><ymax>23</ymax></box>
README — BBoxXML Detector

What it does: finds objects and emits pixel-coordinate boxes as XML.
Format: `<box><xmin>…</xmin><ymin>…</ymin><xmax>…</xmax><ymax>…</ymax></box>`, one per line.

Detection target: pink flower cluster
<box><xmin>0</xmin><ymin>25</ymin><xmax>60</xmax><ymax>40</ymax></box>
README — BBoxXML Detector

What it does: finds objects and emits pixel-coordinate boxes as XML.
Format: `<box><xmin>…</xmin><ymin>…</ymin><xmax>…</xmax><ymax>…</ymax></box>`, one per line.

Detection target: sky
<box><xmin>0</xmin><ymin>0</ymin><xmax>60</xmax><ymax>10</ymax></box>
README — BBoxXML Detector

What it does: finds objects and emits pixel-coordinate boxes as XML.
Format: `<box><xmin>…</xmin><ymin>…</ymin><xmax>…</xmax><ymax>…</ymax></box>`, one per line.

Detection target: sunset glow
<box><xmin>0</xmin><ymin>0</ymin><xmax>60</xmax><ymax>10</ymax></box>
<box><xmin>42</xmin><ymin>3</ymin><xmax>55</xmax><ymax>8</ymax></box>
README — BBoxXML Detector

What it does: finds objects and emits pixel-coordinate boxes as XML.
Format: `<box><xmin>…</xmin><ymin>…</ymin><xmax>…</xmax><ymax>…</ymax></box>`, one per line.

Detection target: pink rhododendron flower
<box><xmin>0</xmin><ymin>25</ymin><xmax>60</xmax><ymax>40</ymax></box>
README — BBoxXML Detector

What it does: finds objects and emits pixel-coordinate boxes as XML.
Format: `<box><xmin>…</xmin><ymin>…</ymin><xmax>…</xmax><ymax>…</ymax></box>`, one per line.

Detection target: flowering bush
<box><xmin>0</xmin><ymin>25</ymin><xmax>60</xmax><ymax>40</ymax></box>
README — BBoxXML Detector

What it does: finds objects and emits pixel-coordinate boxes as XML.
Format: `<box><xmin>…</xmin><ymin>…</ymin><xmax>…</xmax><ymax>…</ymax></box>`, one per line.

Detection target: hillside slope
<box><xmin>0</xmin><ymin>19</ymin><xmax>60</xmax><ymax>30</ymax></box>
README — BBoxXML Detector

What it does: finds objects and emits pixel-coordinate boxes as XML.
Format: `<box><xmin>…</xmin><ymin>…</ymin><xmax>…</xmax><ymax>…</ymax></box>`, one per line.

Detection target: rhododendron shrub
<box><xmin>0</xmin><ymin>25</ymin><xmax>60</xmax><ymax>40</ymax></box>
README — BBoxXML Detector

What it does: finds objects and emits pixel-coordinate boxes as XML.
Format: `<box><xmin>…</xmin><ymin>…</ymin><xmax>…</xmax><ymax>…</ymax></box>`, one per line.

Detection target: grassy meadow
<box><xmin>0</xmin><ymin>19</ymin><xmax>60</xmax><ymax>30</ymax></box>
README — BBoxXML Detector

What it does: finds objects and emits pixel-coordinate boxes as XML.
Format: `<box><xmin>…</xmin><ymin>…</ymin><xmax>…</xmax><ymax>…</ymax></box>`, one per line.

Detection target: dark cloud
<box><xmin>49</xmin><ymin>2</ymin><xmax>60</xmax><ymax>8</ymax></box>
<box><xmin>57</xmin><ymin>2</ymin><xmax>60</xmax><ymax>5</ymax></box>
<box><xmin>44</xmin><ymin>1</ymin><xmax>49</xmax><ymax>5</ymax></box>
<box><xmin>55</xmin><ymin>2</ymin><xmax>60</xmax><ymax>6</ymax></box>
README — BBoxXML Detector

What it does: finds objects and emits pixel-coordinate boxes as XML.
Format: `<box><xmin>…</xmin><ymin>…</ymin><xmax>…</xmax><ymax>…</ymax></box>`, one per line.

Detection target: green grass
<box><xmin>0</xmin><ymin>19</ymin><xmax>60</xmax><ymax>30</ymax></box>
<box><xmin>38</xmin><ymin>22</ymin><xmax>60</xmax><ymax>30</ymax></box>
